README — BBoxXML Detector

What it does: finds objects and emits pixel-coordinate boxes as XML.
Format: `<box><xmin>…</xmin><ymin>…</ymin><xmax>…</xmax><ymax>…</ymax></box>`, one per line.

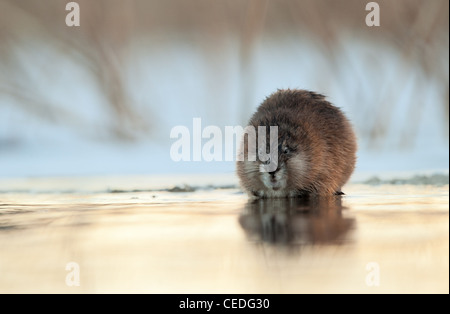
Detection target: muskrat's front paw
<box><xmin>250</xmin><ymin>190</ymin><xmax>264</xmax><ymax>199</ymax></box>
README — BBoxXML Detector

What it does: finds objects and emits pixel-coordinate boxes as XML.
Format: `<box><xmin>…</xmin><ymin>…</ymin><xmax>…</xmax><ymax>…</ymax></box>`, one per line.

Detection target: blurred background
<box><xmin>0</xmin><ymin>0</ymin><xmax>448</xmax><ymax>178</ymax></box>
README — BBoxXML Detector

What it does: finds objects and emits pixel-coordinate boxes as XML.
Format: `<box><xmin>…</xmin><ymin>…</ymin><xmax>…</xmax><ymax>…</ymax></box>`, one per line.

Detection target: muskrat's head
<box><xmin>258</xmin><ymin>134</ymin><xmax>305</xmax><ymax>192</ymax></box>
<box><xmin>239</xmin><ymin>122</ymin><xmax>310</xmax><ymax>194</ymax></box>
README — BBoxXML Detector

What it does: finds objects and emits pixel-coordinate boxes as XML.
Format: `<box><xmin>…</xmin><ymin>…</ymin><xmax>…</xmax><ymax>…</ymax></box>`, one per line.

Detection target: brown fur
<box><xmin>236</xmin><ymin>89</ymin><xmax>357</xmax><ymax>198</ymax></box>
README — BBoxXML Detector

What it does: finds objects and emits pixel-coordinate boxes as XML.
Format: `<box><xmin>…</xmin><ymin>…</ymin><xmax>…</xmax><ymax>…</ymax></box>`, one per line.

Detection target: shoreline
<box><xmin>0</xmin><ymin>171</ymin><xmax>448</xmax><ymax>195</ymax></box>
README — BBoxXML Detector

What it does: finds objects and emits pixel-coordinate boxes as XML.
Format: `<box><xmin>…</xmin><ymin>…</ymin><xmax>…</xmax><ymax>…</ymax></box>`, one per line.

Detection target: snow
<box><xmin>0</xmin><ymin>34</ymin><xmax>448</xmax><ymax>180</ymax></box>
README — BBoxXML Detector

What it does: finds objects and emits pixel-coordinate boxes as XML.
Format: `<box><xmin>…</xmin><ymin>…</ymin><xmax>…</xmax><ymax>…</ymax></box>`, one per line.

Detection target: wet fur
<box><xmin>237</xmin><ymin>89</ymin><xmax>357</xmax><ymax>199</ymax></box>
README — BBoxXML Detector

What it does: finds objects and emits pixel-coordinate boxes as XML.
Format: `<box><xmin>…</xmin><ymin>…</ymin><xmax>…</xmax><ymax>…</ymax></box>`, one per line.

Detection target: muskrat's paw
<box><xmin>250</xmin><ymin>190</ymin><xmax>265</xmax><ymax>199</ymax></box>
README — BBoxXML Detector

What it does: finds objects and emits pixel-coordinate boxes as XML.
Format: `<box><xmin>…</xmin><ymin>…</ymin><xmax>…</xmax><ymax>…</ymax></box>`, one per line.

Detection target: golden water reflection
<box><xmin>0</xmin><ymin>180</ymin><xmax>448</xmax><ymax>293</ymax></box>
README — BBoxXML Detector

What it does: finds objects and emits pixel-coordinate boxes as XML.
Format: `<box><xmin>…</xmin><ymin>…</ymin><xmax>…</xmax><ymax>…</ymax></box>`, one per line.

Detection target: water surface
<box><xmin>0</xmin><ymin>176</ymin><xmax>448</xmax><ymax>293</ymax></box>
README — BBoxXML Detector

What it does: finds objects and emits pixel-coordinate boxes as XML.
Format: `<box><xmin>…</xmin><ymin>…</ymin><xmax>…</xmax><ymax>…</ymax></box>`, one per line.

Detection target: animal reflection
<box><xmin>238</xmin><ymin>196</ymin><xmax>355</xmax><ymax>246</ymax></box>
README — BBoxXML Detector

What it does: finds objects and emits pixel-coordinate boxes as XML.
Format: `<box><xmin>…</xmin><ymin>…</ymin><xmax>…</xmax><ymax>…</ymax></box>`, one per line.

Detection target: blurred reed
<box><xmin>0</xmin><ymin>0</ymin><xmax>448</xmax><ymax>144</ymax></box>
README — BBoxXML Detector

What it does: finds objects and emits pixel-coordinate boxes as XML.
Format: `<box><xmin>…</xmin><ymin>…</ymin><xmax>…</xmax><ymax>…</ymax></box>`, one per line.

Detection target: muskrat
<box><xmin>236</xmin><ymin>89</ymin><xmax>357</xmax><ymax>199</ymax></box>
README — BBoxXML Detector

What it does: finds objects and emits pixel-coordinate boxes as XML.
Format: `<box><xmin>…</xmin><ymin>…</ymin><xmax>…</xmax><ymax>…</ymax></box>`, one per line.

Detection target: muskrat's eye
<box><xmin>282</xmin><ymin>147</ymin><xmax>291</xmax><ymax>154</ymax></box>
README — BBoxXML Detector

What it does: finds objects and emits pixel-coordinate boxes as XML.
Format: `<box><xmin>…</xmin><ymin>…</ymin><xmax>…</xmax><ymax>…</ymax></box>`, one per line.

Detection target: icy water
<box><xmin>0</xmin><ymin>175</ymin><xmax>448</xmax><ymax>293</ymax></box>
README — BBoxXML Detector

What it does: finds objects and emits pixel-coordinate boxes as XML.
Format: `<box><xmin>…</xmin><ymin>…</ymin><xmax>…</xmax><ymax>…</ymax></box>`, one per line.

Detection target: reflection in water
<box><xmin>0</xmin><ymin>183</ymin><xmax>448</xmax><ymax>293</ymax></box>
<box><xmin>239</xmin><ymin>196</ymin><xmax>355</xmax><ymax>247</ymax></box>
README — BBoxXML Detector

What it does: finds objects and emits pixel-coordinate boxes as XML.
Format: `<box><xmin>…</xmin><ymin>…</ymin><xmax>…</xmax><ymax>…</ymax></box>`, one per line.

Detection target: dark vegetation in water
<box><xmin>108</xmin><ymin>184</ymin><xmax>239</xmax><ymax>194</ymax></box>
<box><xmin>363</xmin><ymin>173</ymin><xmax>449</xmax><ymax>186</ymax></box>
